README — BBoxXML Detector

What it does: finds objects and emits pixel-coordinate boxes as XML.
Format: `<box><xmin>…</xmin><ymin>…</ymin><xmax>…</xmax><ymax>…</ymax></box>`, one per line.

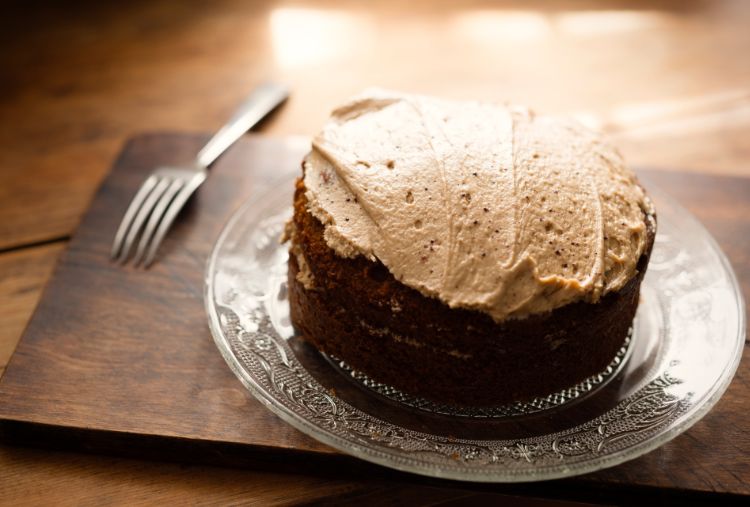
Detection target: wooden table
<box><xmin>1</xmin><ymin>0</ymin><xmax>748</xmax><ymax>504</ymax></box>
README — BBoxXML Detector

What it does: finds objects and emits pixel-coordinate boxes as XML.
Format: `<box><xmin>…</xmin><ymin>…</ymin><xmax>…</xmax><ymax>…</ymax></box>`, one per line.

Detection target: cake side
<box><xmin>288</xmin><ymin>177</ymin><xmax>656</xmax><ymax>406</ymax></box>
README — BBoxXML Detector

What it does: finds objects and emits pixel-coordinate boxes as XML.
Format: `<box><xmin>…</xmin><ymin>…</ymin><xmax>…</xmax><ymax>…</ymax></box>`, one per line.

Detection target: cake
<box><xmin>286</xmin><ymin>90</ymin><xmax>656</xmax><ymax>406</ymax></box>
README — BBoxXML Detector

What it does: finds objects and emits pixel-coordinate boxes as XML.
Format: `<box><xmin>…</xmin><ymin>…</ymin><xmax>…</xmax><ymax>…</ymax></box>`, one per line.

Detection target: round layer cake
<box><xmin>286</xmin><ymin>90</ymin><xmax>656</xmax><ymax>407</ymax></box>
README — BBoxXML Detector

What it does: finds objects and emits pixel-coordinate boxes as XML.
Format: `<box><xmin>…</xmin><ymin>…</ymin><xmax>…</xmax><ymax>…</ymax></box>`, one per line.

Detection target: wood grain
<box><xmin>0</xmin><ymin>446</ymin><xmax>609</xmax><ymax>507</ymax></box>
<box><xmin>1</xmin><ymin>0</ymin><xmax>750</xmax><ymax>503</ymax></box>
<box><xmin>0</xmin><ymin>133</ymin><xmax>330</xmax><ymax>454</ymax></box>
<box><xmin>2</xmin><ymin>0</ymin><xmax>750</xmax><ymax>250</ymax></box>
<box><xmin>0</xmin><ymin>134</ymin><xmax>747</xmax><ymax>504</ymax></box>
<box><xmin>0</xmin><ymin>243</ymin><xmax>65</xmax><ymax>378</ymax></box>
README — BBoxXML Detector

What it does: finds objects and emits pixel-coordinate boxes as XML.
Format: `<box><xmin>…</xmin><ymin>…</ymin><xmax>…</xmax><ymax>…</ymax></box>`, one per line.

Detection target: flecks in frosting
<box><xmin>303</xmin><ymin>89</ymin><xmax>654</xmax><ymax>321</ymax></box>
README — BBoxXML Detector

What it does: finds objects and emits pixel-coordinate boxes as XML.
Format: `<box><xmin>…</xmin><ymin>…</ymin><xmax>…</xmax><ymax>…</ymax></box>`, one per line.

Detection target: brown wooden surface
<box><xmin>3</xmin><ymin>0</ymin><xmax>750</xmax><ymax>253</ymax></box>
<box><xmin>0</xmin><ymin>448</ymin><xmax>611</xmax><ymax>507</ymax></box>
<box><xmin>0</xmin><ymin>243</ymin><xmax>64</xmax><ymax>379</ymax></box>
<box><xmin>2</xmin><ymin>0</ymin><xmax>750</xmax><ymax>504</ymax></box>
<box><xmin>0</xmin><ymin>134</ymin><xmax>329</xmax><ymax>455</ymax></box>
<box><xmin>0</xmin><ymin>133</ymin><xmax>747</xmax><ymax>505</ymax></box>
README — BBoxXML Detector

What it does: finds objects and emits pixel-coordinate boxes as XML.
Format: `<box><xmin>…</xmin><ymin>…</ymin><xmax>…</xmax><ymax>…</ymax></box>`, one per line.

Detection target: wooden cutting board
<box><xmin>0</xmin><ymin>133</ymin><xmax>748</xmax><ymax>501</ymax></box>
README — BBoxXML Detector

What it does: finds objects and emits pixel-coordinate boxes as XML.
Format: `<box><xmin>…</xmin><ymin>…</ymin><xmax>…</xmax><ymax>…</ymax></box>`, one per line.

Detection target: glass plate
<box><xmin>205</xmin><ymin>172</ymin><xmax>745</xmax><ymax>482</ymax></box>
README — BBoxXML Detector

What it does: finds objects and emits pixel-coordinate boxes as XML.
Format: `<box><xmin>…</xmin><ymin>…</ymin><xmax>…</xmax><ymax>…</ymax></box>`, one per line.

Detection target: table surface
<box><xmin>1</xmin><ymin>0</ymin><xmax>749</xmax><ymax>504</ymax></box>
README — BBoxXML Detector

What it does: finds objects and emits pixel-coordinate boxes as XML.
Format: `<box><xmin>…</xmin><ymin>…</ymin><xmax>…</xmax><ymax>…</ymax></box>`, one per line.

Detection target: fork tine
<box><xmin>132</xmin><ymin>178</ymin><xmax>185</xmax><ymax>266</ymax></box>
<box><xmin>142</xmin><ymin>173</ymin><xmax>207</xmax><ymax>267</ymax></box>
<box><xmin>116</xmin><ymin>177</ymin><xmax>171</xmax><ymax>263</ymax></box>
<box><xmin>111</xmin><ymin>175</ymin><xmax>159</xmax><ymax>259</ymax></box>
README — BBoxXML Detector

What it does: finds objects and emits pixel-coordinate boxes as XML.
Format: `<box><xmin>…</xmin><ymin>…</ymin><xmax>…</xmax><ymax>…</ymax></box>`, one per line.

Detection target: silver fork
<box><xmin>111</xmin><ymin>82</ymin><xmax>289</xmax><ymax>267</ymax></box>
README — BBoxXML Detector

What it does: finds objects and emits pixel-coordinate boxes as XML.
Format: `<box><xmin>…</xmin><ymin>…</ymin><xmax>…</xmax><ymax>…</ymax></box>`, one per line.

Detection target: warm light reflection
<box><xmin>452</xmin><ymin>9</ymin><xmax>667</xmax><ymax>45</ymax></box>
<box><xmin>578</xmin><ymin>90</ymin><xmax>750</xmax><ymax>139</ymax></box>
<box><xmin>567</xmin><ymin>111</ymin><xmax>605</xmax><ymax>131</ymax></box>
<box><xmin>614</xmin><ymin>104</ymin><xmax>750</xmax><ymax>139</ymax></box>
<box><xmin>452</xmin><ymin>10</ymin><xmax>551</xmax><ymax>44</ymax></box>
<box><xmin>610</xmin><ymin>90</ymin><xmax>750</xmax><ymax>127</ymax></box>
<box><xmin>556</xmin><ymin>10</ymin><xmax>665</xmax><ymax>37</ymax></box>
<box><xmin>269</xmin><ymin>8</ymin><xmax>374</xmax><ymax>69</ymax></box>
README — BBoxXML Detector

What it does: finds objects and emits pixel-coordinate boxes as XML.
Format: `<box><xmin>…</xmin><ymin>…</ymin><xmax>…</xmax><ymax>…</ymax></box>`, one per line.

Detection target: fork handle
<box><xmin>195</xmin><ymin>82</ymin><xmax>289</xmax><ymax>168</ymax></box>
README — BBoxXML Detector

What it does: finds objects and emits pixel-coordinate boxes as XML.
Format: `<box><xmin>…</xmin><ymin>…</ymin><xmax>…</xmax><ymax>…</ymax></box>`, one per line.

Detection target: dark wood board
<box><xmin>0</xmin><ymin>133</ymin><xmax>747</xmax><ymax>501</ymax></box>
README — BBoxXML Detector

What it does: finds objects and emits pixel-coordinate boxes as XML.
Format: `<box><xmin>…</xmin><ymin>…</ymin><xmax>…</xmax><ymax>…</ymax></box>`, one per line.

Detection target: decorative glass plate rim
<box><xmin>204</xmin><ymin>173</ymin><xmax>745</xmax><ymax>482</ymax></box>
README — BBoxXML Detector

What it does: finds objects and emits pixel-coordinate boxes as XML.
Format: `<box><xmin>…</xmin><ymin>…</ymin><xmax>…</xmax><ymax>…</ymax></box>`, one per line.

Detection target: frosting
<box><xmin>303</xmin><ymin>89</ymin><xmax>654</xmax><ymax>321</ymax></box>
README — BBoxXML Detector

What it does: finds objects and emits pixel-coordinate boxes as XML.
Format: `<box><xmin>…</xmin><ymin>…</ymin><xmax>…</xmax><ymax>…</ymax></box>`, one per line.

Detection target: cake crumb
<box><xmin>390</xmin><ymin>296</ymin><xmax>402</xmax><ymax>313</ymax></box>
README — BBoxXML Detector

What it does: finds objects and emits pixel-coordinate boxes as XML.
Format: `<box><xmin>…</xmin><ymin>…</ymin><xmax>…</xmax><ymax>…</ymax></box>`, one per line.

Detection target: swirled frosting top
<box><xmin>303</xmin><ymin>89</ymin><xmax>654</xmax><ymax>321</ymax></box>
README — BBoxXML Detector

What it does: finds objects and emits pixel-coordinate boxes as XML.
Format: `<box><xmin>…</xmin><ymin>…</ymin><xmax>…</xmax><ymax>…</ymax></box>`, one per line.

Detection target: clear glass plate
<box><xmin>205</xmin><ymin>172</ymin><xmax>745</xmax><ymax>482</ymax></box>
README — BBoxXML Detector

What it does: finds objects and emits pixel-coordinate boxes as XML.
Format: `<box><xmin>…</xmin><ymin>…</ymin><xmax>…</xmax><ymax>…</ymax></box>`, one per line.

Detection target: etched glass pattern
<box><xmin>205</xmin><ymin>173</ymin><xmax>744</xmax><ymax>482</ymax></box>
<box><xmin>327</xmin><ymin>330</ymin><xmax>632</xmax><ymax>419</ymax></box>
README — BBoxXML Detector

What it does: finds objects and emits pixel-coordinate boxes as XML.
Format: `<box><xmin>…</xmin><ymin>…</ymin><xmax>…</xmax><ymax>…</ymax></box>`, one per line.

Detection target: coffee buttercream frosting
<box><xmin>303</xmin><ymin>89</ymin><xmax>655</xmax><ymax>321</ymax></box>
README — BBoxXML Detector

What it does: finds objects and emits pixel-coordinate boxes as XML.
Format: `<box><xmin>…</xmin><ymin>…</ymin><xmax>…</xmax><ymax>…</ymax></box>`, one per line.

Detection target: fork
<box><xmin>111</xmin><ymin>82</ymin><xmax>289</xmax><ymax>267</ymax></box>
